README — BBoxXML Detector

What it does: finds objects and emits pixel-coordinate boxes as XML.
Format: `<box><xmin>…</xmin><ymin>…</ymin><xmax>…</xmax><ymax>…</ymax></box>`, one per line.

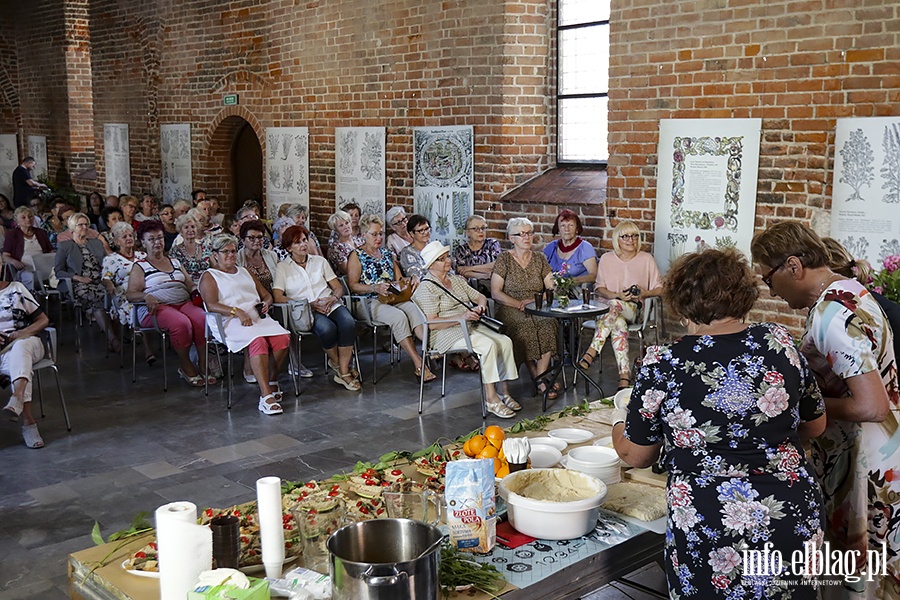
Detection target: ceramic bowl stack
<box><xmin>564</xmin><ymin>446</ymin><xmax>622</xmax><ymax>485</ymax></box>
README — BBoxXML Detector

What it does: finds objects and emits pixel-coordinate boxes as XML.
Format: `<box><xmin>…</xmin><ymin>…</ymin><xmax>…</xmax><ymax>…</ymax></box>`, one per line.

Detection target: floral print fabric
<box><xmin>626</xmin><ymin>323</ymin><xmax>825</xmax><ymax>598</ymax></box>
<box><xmin>355</xmin><ymin>247</ymin><xmax>396</xmax><ymax>298</ymax></box>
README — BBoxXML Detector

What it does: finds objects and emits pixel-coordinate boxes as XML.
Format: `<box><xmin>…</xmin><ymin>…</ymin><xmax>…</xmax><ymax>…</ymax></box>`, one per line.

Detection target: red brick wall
<box><xmin>607</xmin><ymin>0</ymin><xmax>900</xmax><ymax>331</ymax></box>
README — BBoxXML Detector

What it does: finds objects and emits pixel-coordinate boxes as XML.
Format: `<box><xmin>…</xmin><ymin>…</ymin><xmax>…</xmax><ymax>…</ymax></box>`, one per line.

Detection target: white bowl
<box><xmin>499</xmin><ymin>469</ymin><xmax>607</xmax><ymax>540</ymax></box>
<box><xmin>613</xmin><ymin>387</ymin><xmax>633</xmax><ymax>409</ymax></box>
<box><xmin>567</xmin><ymin>445</ymin><xmax>620</xmax><ymax>468</ymax></box>
<box><xmin>548</xmin><ymin>428</ymin><xmax>595</xmax><ymax>443</ymax></box>
<box><xmin>528</xmin><ymin>444</ymin><xmax>563</xmax><ymax>468</ymax></box>
<box><xmin>528</xmin><ymin>436</ymin><xmax>568</xmax><ymax>451</ymax></box>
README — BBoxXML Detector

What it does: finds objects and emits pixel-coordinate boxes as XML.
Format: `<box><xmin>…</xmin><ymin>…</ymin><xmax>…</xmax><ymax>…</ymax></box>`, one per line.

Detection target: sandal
<box><xmin>328</xmin><ymin>360</ymin><xmax>359</xmax><ymax>378</ymax></box>
<box><xmin>486</xmin><ymin>400</ymin><xmax>515</xmax><ymax>419</ymax></box>
<box><xmin>416</xmin><ymin>365</ymin><xmax>437</xmax><ymax>383</ymax></box>
<box><xmin>4</xmin><ymin>396</ymin><xmax>24</xmax><ymax>421</ymax></box>
<box><xmin>450</xmin><ymin>356</ymin><xmax>472</xmax><ymax>372</ymax></box>
<box><xmin>268</xmin><ymin>381</ymin><xmax>284</xmax><ymax>401</ymax></box>
<box><xmin>578</xmin><ymin>350</ymin><xmax>597</xmax><ymax>370</ymax></box>
<box><xmin>617</xmin><ymin>377</ymin><xmax>632</xmax><ymax>391</ymax></box>
<box><xmin>465</xmin><ymin>355</ymin><xmax>481</xmax><ymax>372</ymax></box>
<box><xmin>499</xmin><ymin>394</ymin><xmax>522</xmax><ymax>411</ymax></box>
<box><xmin>178</xmin><ymin>368</ymin><xmax>205</xmax><ymax>387</ymax></box>
<box><xmin>258</xmin><ymin>394</ymin><xmax>283</xmax><ymax>415</ymax></box>
<box><xmin>537</xmin><ymin>379</ymin><xmax>559</xmax><ymax>400</ymax></box>
<box><xmin>145</xmin><ymin>355</ymin><xmax>157</xmax><ymax>367</ymax></box>
<box><xmin>22</xmin><ymin>422</ymin><xmax>44</xmax><ymax>449</ymax></box>
<box><xmin>334</xmin><ymin>372</ymin><xmax>362</xmax><ymax>391</ymax></box>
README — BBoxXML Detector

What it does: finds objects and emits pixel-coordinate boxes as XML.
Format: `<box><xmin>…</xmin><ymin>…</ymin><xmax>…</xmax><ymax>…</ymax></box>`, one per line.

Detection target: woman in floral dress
<box><xmin>102</xmin><ymin>221</ymin><xmax>153</xmax><ymax>362</ymax></box>
<box><xmin>613</xmin><ymin>248</ymin><xmax>827</xmax><ymax>599</ymax></box>
<box><xmin>169</xmin><ymin>214</ymin><xmax>211</xmax><ymax>283</ymax></box>
<box><xmin>753</xmin><ymin>222</ymin><xmax>899</xmax><ymax>599</ymax></box>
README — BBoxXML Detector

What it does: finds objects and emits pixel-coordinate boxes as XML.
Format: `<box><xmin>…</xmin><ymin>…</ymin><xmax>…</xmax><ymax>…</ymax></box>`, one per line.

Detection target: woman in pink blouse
<box><xmin>579</xmin><ymin>220</ymin><xmax>662</xmax><ymax>390</ymax></box>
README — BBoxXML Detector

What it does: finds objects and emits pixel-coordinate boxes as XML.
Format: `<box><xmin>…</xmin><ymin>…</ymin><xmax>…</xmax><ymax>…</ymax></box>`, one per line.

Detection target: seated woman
<box><xmin>169</xmin><ymin>213</ymin><xmax>212</xmax><ymax>284</ymax></box>
<box><xmin>273</xmin><ymin>225</ymin><xmax>361</xmax><ymax>391</ymax></box>
<box><xmin>453</xmin><ymin>215</ymin><xmax>501</xmax><ymax>283</ymax></box>
<box><xmin>56</xmin><ymin>212</ymin><xmax>120</xmax><ymax>352</ymax></box>
<box><xmin>579</xmin><ymin>220</ymin><xmax>662</xmax><ymax>390</ymax></box>
<box><xmin>101</xmin><ymin>222</ymin><xmax>153</xmax><ymax>363</ymax></box>
<box><xmin>0</xmin><ymin>279</ymin><xmax>52</xmax><ymax>448</ymax></box>
<box><xmin>347</xmin><ymin>214</ymin><xmax>434</xmax><ymax>382</ymax></box>
<box><xmin>326</xmin><ymin>209</ymin><xmax>363</xmax><ymax>276</ymax></box>
<box><xmin>283</xmin><ymin>204</ymin><xmax>321</xmax><ymax>256</ymax></box>
<box><xmin>384</xmin><ymin>206</ymin><xmax>412</xmax><ymax>255</ymax></box>
<box><xmin>2</xmin><ymin>206</ymin><xmax>53</xmax><ymax>291</ymax></box>
<box><xmin>126</xmin><ymin>220</ymin><xmax>212</xmax><ymax>387</ymax></box>
<box><xmin>543</xmin><ymin>209</ymin><xmax>597</xmax><ymax>284</ymax></box>
<box><xmin>86</xmin><ymin>192</ymin><xmax>105</xmax><ymax>230</ymax></box>
<box><xmin>99</xmin><ymin>207</ymin><xmax>124</xmax><ymax>248</ymax></box>
<box><xmin>398</xmin><ymin>214</ymin><xmax>432</xmax><ymax>282</ymax></box>
<box><xmin>612</xmin><ymin>248</ymin><xmax>826</xmax><ymax>599</ymax></box>
<box><xmin>0</xmin><ymin>193</ymin><xmax>14</xmax><ymax>229</ymax></box>
<box><xmin>414</xmin><ymin>241</ymin><xmax>520</xmax><ymax>419</ymax></box>
<box><xmin>491</xmin><ymin>217</ymin><xmax>559</xmax><ymax>399</ymax></box>
<box><xmin>200</xmin><ymin>233</ymin><xmax>292</xmax><ymax>415</ymax></box>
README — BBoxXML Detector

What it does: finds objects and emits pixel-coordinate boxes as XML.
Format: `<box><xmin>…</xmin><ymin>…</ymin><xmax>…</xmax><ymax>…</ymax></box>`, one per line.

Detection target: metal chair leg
<box><xmin>52</xmin><ymin>365</ymin><xmax>71</xmax><ymax>431</ymax></box>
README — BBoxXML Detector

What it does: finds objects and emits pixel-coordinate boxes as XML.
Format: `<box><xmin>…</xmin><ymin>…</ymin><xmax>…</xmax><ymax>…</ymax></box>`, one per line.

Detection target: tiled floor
<box><xmin>0</xmin><ymin>321</ymin><xmax>667</xmax><ymax>599</ymax></box>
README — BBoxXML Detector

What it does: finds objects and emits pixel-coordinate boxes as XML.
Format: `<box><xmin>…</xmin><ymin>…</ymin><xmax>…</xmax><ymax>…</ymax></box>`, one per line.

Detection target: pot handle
<box><xmin>362</xmin><ymin>566</ymin><xmax>409</xmax><ymax>586</ymax></box>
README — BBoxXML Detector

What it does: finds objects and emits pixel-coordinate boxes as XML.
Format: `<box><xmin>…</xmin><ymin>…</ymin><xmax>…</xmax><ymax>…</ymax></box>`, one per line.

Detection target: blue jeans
<box><xmin>312</xmin><ymin>305</ymin><xmax>356</xmax><ymax>350</ymax></box>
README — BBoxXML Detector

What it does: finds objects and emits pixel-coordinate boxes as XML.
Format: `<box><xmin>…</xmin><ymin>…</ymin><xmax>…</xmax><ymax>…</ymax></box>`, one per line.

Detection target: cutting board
<box><xmin>625</xmin><ymin>467</ymin><xmax>667</xmax><ymax>488</ymax></box>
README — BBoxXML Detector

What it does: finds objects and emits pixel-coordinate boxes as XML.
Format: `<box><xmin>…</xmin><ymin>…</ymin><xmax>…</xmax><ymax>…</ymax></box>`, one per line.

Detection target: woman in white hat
<box><xmin>412</xmin><ymin>241</ymin><xmax>520</xmax><ymax>418</ymax></box>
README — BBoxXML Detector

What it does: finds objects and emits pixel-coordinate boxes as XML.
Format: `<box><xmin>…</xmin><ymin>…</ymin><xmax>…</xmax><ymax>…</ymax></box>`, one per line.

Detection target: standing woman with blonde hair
<box><xmin>579</xmin><ymin>221</ymin><xmax>662</xmax><ymax>390</ymax></box>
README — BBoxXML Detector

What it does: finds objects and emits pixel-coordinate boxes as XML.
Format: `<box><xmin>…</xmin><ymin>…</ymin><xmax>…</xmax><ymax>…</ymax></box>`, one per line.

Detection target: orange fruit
<box><xmin>496</xmin><ymin>462</ymin><xmax>510</xmax><ymax>479</ymax></box>
<box><xmin>484</xmin><ymin>425</ymin><xmax>506</xmax><ymax>449</ymax></box>
<box><xmin>462</xmin><ymin>438</ymin><xmax>474</xmax><ymax>457</ymax></box>
<box><xmin>498</xmin><ymin>447</ymin><xmax>506</xmax><ymax>462</ymax></box>
<box><xmin>477</xmin><ymin>445</ymin><xmax>499</xmax><ymax>459</ymax></box>
<box><xmin>466</xmin><ymin>434</ymin><xmax>488</xmax><ymax>457</ymax></box>
<box><xmin>492</xmin><ymin>457</ymin><xmax>503</xmax><ymax>475</ymax></box>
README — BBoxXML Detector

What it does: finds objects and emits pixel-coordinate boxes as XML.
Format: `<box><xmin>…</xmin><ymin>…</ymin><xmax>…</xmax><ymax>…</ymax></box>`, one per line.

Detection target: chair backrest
<box><xmin>629</xmin><ymin>296</ymin><xmax>661</xmax><ymax>333</ymax></box>
<box><xmin>31</xmin><ymin>252</ymin><xmax>57</xmax><ymax>285</ymax></box>
<box><xmin>38</xmin><ymin>327</ymin><xmax>58</xmax><ymax>363</ymax></box>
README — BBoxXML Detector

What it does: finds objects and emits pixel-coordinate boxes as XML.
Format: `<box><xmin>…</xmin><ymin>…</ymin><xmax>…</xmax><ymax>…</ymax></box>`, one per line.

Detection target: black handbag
<box><xmin>421</xmin><ymin>278</ymin><xmax>507</xmax><ymax>335</ymax></box>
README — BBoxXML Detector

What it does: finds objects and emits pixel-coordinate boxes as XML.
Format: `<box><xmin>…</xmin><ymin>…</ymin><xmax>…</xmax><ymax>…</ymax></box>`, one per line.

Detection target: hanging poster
<box><xmin>0</xmin><ymin>134</ymin><xmax>18</xmax><ymax>200</ymax></box>
<box><xmin>335</xmin><ymin>126</ymin><xmax>385</xmax><ymax>217</ymax></box>
<box><xmin>27</xmin><ymin>135</ymin><xmax>48</xmax><ymax>180</ymax></box>
<box><xmin>654</xmin><ymin>118</ymin><xmax>761</xmax><ymax>273</ymax></box>
<box><xmin>831</xmin><ymin>117</ymin><xmax>900</xmax><ymax>267</ymax></box>
<box><xmin>104</xmin><ymin>124</ymin><xmax>131</xmax><ymax>196</ymax></box>
<box><xmin>265</xmin><ymin>127</ymin><xmax>310</xmax><ymax>219</ymax></box>
<box><xmin>160</xmin><ymin>124</ymin><xmax>192</xmax><ymax>204</ymax></box>
<box><xmin>413</xmin><ymin>125</ymin><xmax>474</xmax><ymax>252</ymax></box>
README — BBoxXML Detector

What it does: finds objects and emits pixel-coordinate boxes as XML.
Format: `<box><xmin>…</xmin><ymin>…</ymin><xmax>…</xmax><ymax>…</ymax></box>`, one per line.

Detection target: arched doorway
<box><xmin>232</xmin><ymin>122</ymin><xmax>262</xmax><ymax>211</ymax></box>
<box><xmin>204</xmin><ymin>112</ymin><xmax>263</xmax><ymax>216</ymax></box>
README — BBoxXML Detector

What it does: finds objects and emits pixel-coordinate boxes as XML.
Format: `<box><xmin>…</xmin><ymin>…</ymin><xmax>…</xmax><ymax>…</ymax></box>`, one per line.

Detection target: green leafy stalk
<box><xmin>439</xmin><ymin>544</ymin><xmax>505</xmax><ymax>598</ymax></box>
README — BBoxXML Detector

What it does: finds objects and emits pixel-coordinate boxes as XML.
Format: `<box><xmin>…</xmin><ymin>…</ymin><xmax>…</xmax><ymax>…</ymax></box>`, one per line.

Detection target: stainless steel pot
<box><xmin>327</xmin><ymin>518</ymin><xmax>442</xmax><ymax>600</ymax></box>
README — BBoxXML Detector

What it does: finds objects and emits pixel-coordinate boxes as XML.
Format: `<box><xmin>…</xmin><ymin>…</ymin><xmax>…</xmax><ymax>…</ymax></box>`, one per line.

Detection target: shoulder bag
<box><xmin>289</xmin><ymin>298</ymin><xmax>314</xmax><ymax>332</ymax></box>
<box><xmin>377</xmin><ymin>279</ymin><xmax>413</xmax><ymax>305</ymax></box>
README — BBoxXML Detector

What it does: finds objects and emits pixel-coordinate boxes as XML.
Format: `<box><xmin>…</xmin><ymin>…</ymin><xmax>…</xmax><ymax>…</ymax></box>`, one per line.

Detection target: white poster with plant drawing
<box><xmin>413</xmin><ymin>125</ymin><xmax>474</xmax><ymax>253</ymax></box>
<box><xmin>160</xmin><ymin>124</ymin><xmax>192</xmax><ymax>204</ymax></box>
<box><xmin>0</xmin><ymin>134</ymin><xmax>18</xmax><ymax>200</ymax></box>
<box><xmin>104</xmin><ymin>124</ymin><xmax>131</xmax><ymax>196</ymax></box>
<box><xmin>335</xmin><ymin>127</ymin><xmax>385</xmax><ymax>217</ymax></box>
<box><xmin>831</xmin><ymin>117</ymin><xmax>900</xmax><ymax>268</ymax></box>
<box><xmin>265</xmin><ymin>127</ymin><xmax>309</xmax><ymax>220</ymax></box>
<box><xmin>27</xmin><ymin>135</ymin><xmax>47</xmax><ymax>180</ymax></box>
<box><xmin>654</xmin><ymin>118</ymin><xmax>761</xmax><ymax>273</ymax></box>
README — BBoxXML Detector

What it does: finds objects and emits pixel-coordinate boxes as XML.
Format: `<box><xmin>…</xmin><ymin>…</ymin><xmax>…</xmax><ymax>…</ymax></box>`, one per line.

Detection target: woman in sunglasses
<box><xmin>578</xmin><ymin>220</ymin><xmax>661</xmax><ymax>391</ymax></box>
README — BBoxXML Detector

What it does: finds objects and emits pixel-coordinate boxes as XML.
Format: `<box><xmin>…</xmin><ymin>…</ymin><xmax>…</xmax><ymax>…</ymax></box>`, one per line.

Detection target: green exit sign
<box><xmin>223</xmin><ymin>94</ymin><xmax>239</xmax><ymax>106</ymax></box>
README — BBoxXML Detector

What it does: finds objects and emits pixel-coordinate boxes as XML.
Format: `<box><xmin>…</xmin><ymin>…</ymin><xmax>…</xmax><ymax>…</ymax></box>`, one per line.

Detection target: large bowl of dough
<box><xmin>498</xmin><ymin>468</ymin><xmax>607</xmax><ymax>540</ymax></box>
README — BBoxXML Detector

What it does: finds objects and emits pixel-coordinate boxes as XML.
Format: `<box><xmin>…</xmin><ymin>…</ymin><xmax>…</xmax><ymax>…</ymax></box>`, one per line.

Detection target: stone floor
<box><xmin>0</xmin><ymin>320</ymin><xmax>667</xmax><ymax>599</ymax></box>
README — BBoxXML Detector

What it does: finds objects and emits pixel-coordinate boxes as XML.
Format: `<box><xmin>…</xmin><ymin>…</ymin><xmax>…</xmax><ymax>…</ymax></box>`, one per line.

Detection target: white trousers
<box><xmin>0</xmin><ymin>336</ymin><xmax>45</xmax><ymax>403</ymax></box>
<box><xmin>447</xmin><ymin>326</ymin><xmax>518</xmax><ymax>385</ymax></box>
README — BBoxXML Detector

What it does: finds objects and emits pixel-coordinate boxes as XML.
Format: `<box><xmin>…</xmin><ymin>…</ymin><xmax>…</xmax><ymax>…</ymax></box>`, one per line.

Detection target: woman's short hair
<box><xmin>173</xmin><ymin>199</ymin><xmax>192</xmax><ymax>213</ymax></box>
<box><xmin>102</xmin><ymin>206</ymin><xmax>123</xmax><ymax>222</ymax></box>
<box><xmin>552</xmin><ymin>209</ymin><xmax>583</xmax><ymax>236</ymax></box>
<box><xmin>360</xmin><ymin>213</ymin><xmax>384</xmax><ymax>231</ymax></box>
<box><xmin>67</xmin><ymin>212</ymin><xmax>89</xmax><ymax>231</ymax></box>
<box><xmin>821</xmin><ymin>237</ymin><xmax>873</xmax><ymax>283</ymax></box>
<box><xmin>136</xmin><ymin>219</ymin><xmax>164</xmax><ymax>239</ymax></box>
<box><xmin>611</xmin><ymin>221</ymin><xmax>641</xmax><ymax>254</ymax></box>
<box><xmin>239</xmin><ymin>220</ymin><xmax>268</xmax><ymax>239</ymax></box>
<box><xmin>207</xmin><ymin>233</ymin><xmax>239</xmax><ymax>253</ymax></box>
<box><xmin>341</xmin><ymin>202</ymin><xmax>360</xmax><ymax>215</ymax></box>
<box><xmin>175</xmin><ymin>214</ymin><xmax>199</xmax><ymax>232</ymax></box>
<box><xmin>465</xmin><ymin>215</ymin><xmax>486</xmax><ymax>229</ymax></box>
<box><xmin>187</xmin><ymin>207</ymin><xmax>207</xmax><ymax>223</ymax></box>
<box><xmin>281</xmin><ymin>225</ymin><xmax>309</xmax><ymax>250</ymax></box>
<box><xmin>110</xmin><ymin>221</ymin><xmax>134</xmax><ymax>240</ymax></box>
<box><xmin>507</xmin><ymin>217</ymin><xmax>533</xmax><ymax>237</ymax></box>
<box><xmin>664</xmin><ymin>248</ymin><xmax>759</xmax><ymax>325</ymax></box>
<box><xmin>327</xmin><ymin>210</ymin><xmax>352</xmax><ymax>232</ymax></box>
<box><xmin>121</xmin><ymin>195</ymin><xmax>139</xmax><ymax>208</ymax></box>
<box><xmin>750</xmin><ymin>221</ymin><xmax>830</xmax><ymax>270</ymax></box>
<box><xmin>385</xmin><ymin>206</ymin><xmax>405</xmax><ymax>225</ymax></box>
<box><xmin>14</xmin><ymin>206</ymin><xmax>33</xmax><ymax>220</ymax></box>
<box><xmin>272</xmin><ymin>216</ymin><xmax>295</xmax><ymax>235</ymax></box>
<box><xmin>284</xmin><ymin>204</ymin><xmax>307</xmax><ymax>219</ymax></box>
<box><xmin>406</xmin><ymin>214</ymin><xmax>429</xmax><ymax>234</ymax></box>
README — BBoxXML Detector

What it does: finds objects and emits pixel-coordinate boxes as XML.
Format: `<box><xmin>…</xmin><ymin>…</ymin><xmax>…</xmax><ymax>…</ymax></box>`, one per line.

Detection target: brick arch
<box><xmin>198</xmin><ymin>106</ymin><xmax>265</xmax><ymax>214</ymax></box>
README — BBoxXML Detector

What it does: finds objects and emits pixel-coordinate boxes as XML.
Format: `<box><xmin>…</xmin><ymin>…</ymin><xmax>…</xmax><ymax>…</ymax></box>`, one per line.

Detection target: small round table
<box><xmin>525</xmin><ymin>299</ymin><xmax>609</xmax><ymax>411</ymax></box>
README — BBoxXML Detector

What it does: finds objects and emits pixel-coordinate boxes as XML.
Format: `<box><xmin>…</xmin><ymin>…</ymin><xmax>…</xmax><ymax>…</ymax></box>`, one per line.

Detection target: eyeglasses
<box><xmin>367</xmin><ymin>231</ymin><xmax>385</xmax><ymax>238</ymax></box>
<box><xmin>413</xmin><ymin>226</ymin><xmax>431</xmax><ymax>234</ymax></box>
<box><xmin>510</xmin><ymin>230</ymin><xmax>534</xmax><ymax>238</ymax></box>
<box><xmin>466</xmin><ymin>226</ymin><xmax>486</xmax><ymax>232</ymax></box>
<box><xmin>145</xmin><ymin>236</ymin><xmax>165</xmax><ymax>244</ymax></box>
<box><xmin>245</xmin><ymin>235</ymin><xmax>265</xmax><ymax>241</ymax></box>
<box><xmin>391</xmin><ymin>216</ymin><xmax>408</xmax><ymax>227</ymax></box>
<box><xmin>619</xmin><ymin>233</ymin><xmax>640</xmax><ymax>241</ymax></box>
<box><xmin>762</xmin><ymin>256</ymin><xmax>791</xmax><ymax>288</ymax></box>
<box><xmin>217</xmin><ymin>249</ymin><xmax>238</xmax><ymax>255</ymax></box>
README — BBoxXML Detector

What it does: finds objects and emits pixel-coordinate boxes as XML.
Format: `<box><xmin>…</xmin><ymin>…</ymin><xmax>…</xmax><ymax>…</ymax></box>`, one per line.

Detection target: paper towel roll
<box><xmin>155</xmin><ymin>501</ymin><xmax>212</xmax><ymax>600</ymax></box>
<box><xmin>256</xmin><ymin>476</ymin><xmax>285</xmax><ymax>578</ymax></box>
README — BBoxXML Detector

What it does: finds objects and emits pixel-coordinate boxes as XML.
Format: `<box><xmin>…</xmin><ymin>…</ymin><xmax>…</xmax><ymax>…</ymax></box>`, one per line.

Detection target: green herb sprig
<box><xmin>439</xmin><ymin>543</ymin><xmax>505</xmax><ymax>598</ymax></box>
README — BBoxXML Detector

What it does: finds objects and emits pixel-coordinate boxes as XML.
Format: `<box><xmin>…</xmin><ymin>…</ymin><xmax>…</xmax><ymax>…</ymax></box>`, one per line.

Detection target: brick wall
<box><xmin>607</xmin><ymin>0</ymin><xmax>900</xmax><ymax>331</ymax></box>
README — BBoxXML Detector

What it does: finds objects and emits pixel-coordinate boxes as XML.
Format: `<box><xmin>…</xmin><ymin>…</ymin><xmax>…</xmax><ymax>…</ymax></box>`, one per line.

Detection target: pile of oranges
<box><xmin>462</xmin><ymin>425</ymin><xmax>510</xmax><ymax>478</ymax></box>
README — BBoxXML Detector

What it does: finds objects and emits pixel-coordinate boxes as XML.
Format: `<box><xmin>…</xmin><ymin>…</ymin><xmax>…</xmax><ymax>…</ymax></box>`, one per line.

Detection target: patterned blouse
<box><xmin>398</xmin><ymin>244</ymin><xmax>426</xmax><ymax>279</ymax></box>
<box><xmin>355</xmin><ymin>247</ymin><xmax>397</xmax><ymax>298</ymax></box>
<box><xmin>168</xmin><ymin>240</ymin><xmax>212</xmax><ymax>283</ymax></box>
<box><xmin>327</xmin><ymin>236</ymin><xmax>363</xmax><ymax>275</ymax></box>
<box><xmin>412</xmin><ymin>274</ymin><xmax>481</xmax><ymax>354</ymax></box>
<box><xmin>101</xmin><ymin>250</ymin><xmax>147</xmax><ymax>325</ymax></box>
<box><xmin>452</xmin><ymin>238</ymin><xmax>501</xmax><ymax>269</ymax></box>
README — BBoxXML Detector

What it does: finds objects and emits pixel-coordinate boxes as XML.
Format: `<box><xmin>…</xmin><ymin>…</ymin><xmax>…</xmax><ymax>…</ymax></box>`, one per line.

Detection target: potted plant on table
<box><xmin>552</xmin><ymin>262</ymin><xmax>576</xmax><ymax>308</ymax></box>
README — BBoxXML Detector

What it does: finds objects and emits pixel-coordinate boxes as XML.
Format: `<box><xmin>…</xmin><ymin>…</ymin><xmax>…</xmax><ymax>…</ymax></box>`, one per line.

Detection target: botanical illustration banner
<box><xmin>831</xmin><ymin>117</ymin><xmax>900</xmax><ymax>267</ymax></box>
<box><xmin>265</xmin><ymin>127</ymin><xmax>310</xmax><ymax>219</ymax></box>
<box><xmin>0</xmin><ymin>134</ymin><xmax>18</xmax><ymax>200</ymax></box>
<box><xmin>27</xmin><ymin>135</ymin><xmax>48</xmax><ymax>180</ymax></box>
<box><xmin>335</xmin><ymin>126</ymin><xmax>385</xmax><ymax>217</ymax></box>
<box><xmin>654</xmin><ymin>118</ymin><xmax>762</xmax><ymax>273</ymax></box>
<box><xmin>104</xmin><ymin>124</ymin><xmax>131</xmax><ymax>196</ymax></box>
<box><xmin>412</xmin><ymin>125</ymin><xmax>474</xmax><ymax>253</ymax></box>
<box><xmin>160</xmin><ymin>124</ymin><xmax>192</xmax><ymax>204</ymax></box>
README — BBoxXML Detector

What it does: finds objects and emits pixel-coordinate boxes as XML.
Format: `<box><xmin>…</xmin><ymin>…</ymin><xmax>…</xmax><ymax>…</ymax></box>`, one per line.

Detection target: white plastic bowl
<box><xmin>614</xmin><ymin>387</ymin><xmax>633</xmax><ymax>409</ymax></box>
<box><xmin>499</xmin><ymin>469</ymin><xmax>607</xmax><ymax>540</ymax></box>
<box><xmin>528</xmin><ymin>436</ymin><xmax>568</xmax><ymax>451</ymax></box>
<box><xmin>528</xmin><ymin>444</ymin><xmax>562</xmax><ymax>468</ymax></box>
<box><xmin>567</xmin><ymin>445</ymin><xmax>620</xmax><ymax>467</ymax></box>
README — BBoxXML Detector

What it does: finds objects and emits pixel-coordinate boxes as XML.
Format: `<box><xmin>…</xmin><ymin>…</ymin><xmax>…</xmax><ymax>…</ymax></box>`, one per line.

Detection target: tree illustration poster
<box><xmin>831</xmin><ymin>117</ymin><xmax>900</xmax><ymax>268</ymax></box>
<box><xmin>0</xmin><ymin>134</ymin><xmax>18</xmax><ymax>200</ymax></box>
<box><xmin>413</xmin><ymin>125</ymin><xmax>474</xmax><ymax>253</ymax></box>
<box><xmin>335</xmin><ymin>127</ymin><xmax>385</xmax><ymax>217</ymax></box>
<box><xmin>27</xmin><ymin>136</ymin><xmax>48</xmax><ymax>180</ymax></box>
<box><xmin>265</xmin><ymin>127</ymin><xmax>310</xmax><ymax>219</ymax></box>
<box><xmin>160</xmin><ymin>124</ymin><xmax>192</xmax><ymax>204</ymax></box>
<box><xmin>104</xmin><ymin>124</ymin><xmax>131</xmax><ymax>196</ymax></box>
<box><xmin>654</xmin><ymin>118</ymin><xmax>761</xmax><ymax>273</ymax></box>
